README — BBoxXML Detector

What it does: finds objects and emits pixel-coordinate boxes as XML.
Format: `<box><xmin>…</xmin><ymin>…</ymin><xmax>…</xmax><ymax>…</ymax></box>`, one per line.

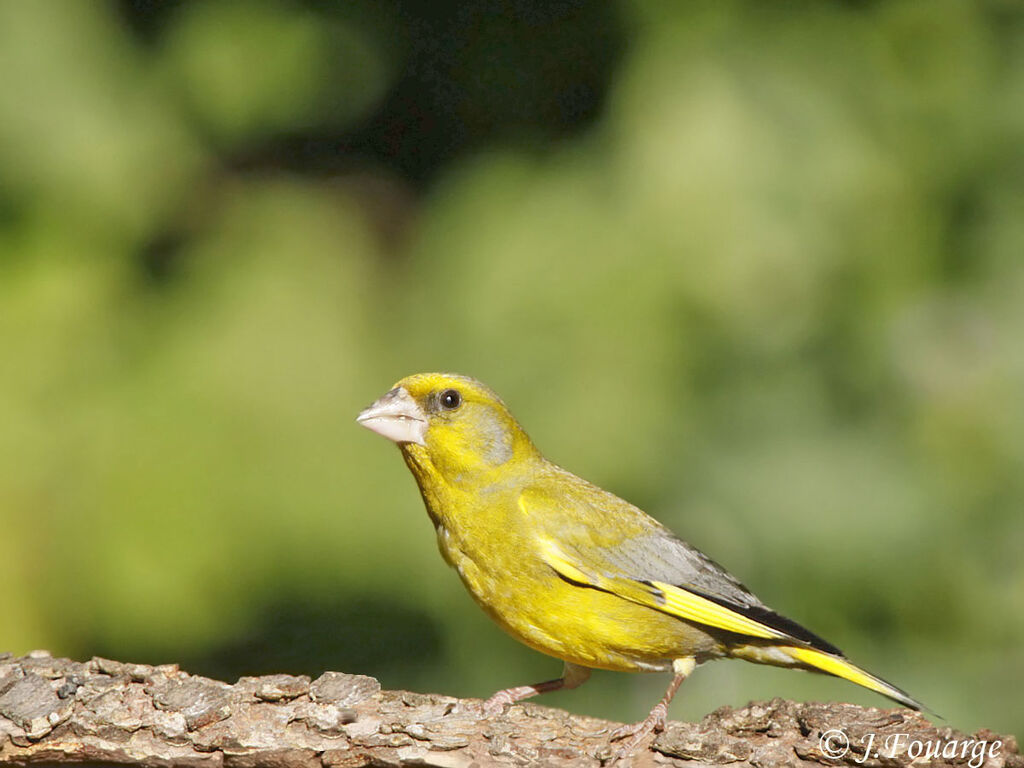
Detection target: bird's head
<box><xmin>357</xmin><ymin>373</ymin><xmax>539</xmax><ymax>483</ymax></box>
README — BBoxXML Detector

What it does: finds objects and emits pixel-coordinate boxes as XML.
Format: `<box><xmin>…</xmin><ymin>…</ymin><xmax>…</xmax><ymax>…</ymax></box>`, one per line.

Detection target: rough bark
<box><xmin>0</xmin><ymin>652</ymin><xmax>1017</xmax><ymax>768</ymax></box>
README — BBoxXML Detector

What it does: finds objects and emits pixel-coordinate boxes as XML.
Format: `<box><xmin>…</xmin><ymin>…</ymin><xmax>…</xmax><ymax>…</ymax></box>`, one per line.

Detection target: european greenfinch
<box><xmin>357</xmin><ymin>373</ymin><xmax>923</xmax><ymax>754</ymax></box>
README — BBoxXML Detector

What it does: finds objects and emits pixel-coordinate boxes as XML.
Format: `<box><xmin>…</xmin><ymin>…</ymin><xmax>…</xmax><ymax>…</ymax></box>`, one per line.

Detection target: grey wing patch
<box><xmin>599</xmin><ymin>529</ymin><xmax>769</xmax><ymax>610</ymax></box>
<box><xmin>540</xmin><ymin>467</ymin><xmax>766</xmax><ymax>608</ymax></box>
<box><xmin>599</xmin><ymin>529</ymin><xmax>844</xmax><ymax>654</ymax></box>
<box><xmin>534</xmin><ymin>472</ymin><xmax>843</xmax><ymax>654</ymax></box>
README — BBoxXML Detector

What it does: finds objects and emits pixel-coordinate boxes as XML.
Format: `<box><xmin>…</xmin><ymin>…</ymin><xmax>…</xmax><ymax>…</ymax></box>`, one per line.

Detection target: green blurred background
<box><xmin>1</xmin><ymin>0</ymin><xmax>1021</xmax><ymax>740</ymax></box>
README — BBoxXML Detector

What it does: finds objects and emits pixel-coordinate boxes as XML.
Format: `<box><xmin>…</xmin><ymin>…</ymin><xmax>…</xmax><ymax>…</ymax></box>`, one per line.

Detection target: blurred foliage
<box><xmin>1</xmin><ymin>0</ymin><xmax>1021</xmax><ymax>741</ymax></box>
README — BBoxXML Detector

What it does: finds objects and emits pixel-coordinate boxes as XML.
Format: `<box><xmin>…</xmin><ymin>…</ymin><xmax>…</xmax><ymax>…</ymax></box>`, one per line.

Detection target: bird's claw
<box><xmin>609</xmin><ymin>715</ymin><xmax>663</xmax><ymax>743</ymax></box>
<box><xmin>475</xmin><ymin>690</ymin><xmax>515</xmax><ymax>718</ymax></box>
<box><xmin>605</xmin><ymin>712</ymin><xmax>666</xmax><ymax>761</ymax></box>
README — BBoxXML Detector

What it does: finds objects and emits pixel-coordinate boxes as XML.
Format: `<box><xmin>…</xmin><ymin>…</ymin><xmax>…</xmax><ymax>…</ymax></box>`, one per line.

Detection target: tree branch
<box><xmin>0</xmin><ymin>652</ymin><xmax>1017</xmax><ymax>767</ymax></box>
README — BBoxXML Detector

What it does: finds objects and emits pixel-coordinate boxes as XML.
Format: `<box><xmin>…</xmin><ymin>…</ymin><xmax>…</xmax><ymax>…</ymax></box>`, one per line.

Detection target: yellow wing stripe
<box><xmin>649</xmin><ymin>580</ymin><xmax>790</xmax><ymax>641</ymax></box>
<box><xmin>540</xmin><ymin>540</ymin><xmax>790</xmax><ymax>642</ymax></box>
<box><xmin>540</xmin><ymin>539</ymin><xmax>597</xmax><ymax>586</ymax></box>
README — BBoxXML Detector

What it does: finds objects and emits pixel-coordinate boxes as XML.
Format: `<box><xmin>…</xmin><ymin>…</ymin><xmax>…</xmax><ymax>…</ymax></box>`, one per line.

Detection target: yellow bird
<box><xmin>357</xmin><ymin>373</ymin><xmax>923</xmax><ymax>753</ymax></box>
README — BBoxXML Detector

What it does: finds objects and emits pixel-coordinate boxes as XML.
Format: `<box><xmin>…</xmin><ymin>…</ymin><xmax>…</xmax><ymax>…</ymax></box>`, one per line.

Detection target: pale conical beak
<box><xmin>356</xmin><ymin>387</ymin><xmax>428</xmax><ymax>446</ymax></box>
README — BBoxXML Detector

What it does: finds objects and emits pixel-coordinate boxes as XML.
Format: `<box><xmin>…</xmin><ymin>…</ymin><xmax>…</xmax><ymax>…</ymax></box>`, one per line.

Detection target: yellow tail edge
<box><xmin>781</xmin><ymin>645</ymin><xmax>926</xmax><ymax>712</ymax></box>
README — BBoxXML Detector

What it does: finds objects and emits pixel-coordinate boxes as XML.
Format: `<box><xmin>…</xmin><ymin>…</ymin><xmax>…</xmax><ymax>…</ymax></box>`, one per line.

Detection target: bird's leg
<box><xmin>610</xmin><ymin>657</ymin><xmax>695</xmax><ymax>755</ymax></box>
<box><xmin>480</xmin><ymin>662</ymin><xmax>591</xmax><ymax>717</ymax></box>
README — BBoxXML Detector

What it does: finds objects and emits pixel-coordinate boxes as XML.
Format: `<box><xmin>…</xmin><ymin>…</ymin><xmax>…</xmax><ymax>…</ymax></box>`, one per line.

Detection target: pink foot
<box><xmin>608</xmin><ymin>704</ymin><xmax>668</xmax><ymax>759</ymax></box>
<box><xmin>479</xmin><ymin>684</ymin><xmax>542</xmax><ymax>717</ymax></box>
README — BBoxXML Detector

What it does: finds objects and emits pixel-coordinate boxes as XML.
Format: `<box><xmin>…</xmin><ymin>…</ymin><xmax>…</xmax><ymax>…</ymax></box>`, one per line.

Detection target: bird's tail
<box><xmin>779</xmin><ymin>645</ymin><xmax>925</xmax><ymax>711</ymax></box>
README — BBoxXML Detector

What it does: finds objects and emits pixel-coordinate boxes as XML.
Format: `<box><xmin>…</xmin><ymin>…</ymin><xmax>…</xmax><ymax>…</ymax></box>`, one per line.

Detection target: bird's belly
<box><xmin>450</xmin><ymin>547</ymin><xmax>720</xmax><ymax>672</ymax></box>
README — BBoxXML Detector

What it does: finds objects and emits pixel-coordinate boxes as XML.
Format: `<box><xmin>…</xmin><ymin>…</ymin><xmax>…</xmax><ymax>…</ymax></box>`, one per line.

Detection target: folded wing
<box><xmin>526</xmin><ymin>488</ymin><xmax>923</xmax><ymax>711</ymax></box>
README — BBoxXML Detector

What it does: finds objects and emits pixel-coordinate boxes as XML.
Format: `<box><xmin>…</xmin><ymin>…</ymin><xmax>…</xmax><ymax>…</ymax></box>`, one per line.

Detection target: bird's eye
<box><xmin>439</xmin><ymin>389</ymin><xmax>462</xmax><ymax>410</ymax></box>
